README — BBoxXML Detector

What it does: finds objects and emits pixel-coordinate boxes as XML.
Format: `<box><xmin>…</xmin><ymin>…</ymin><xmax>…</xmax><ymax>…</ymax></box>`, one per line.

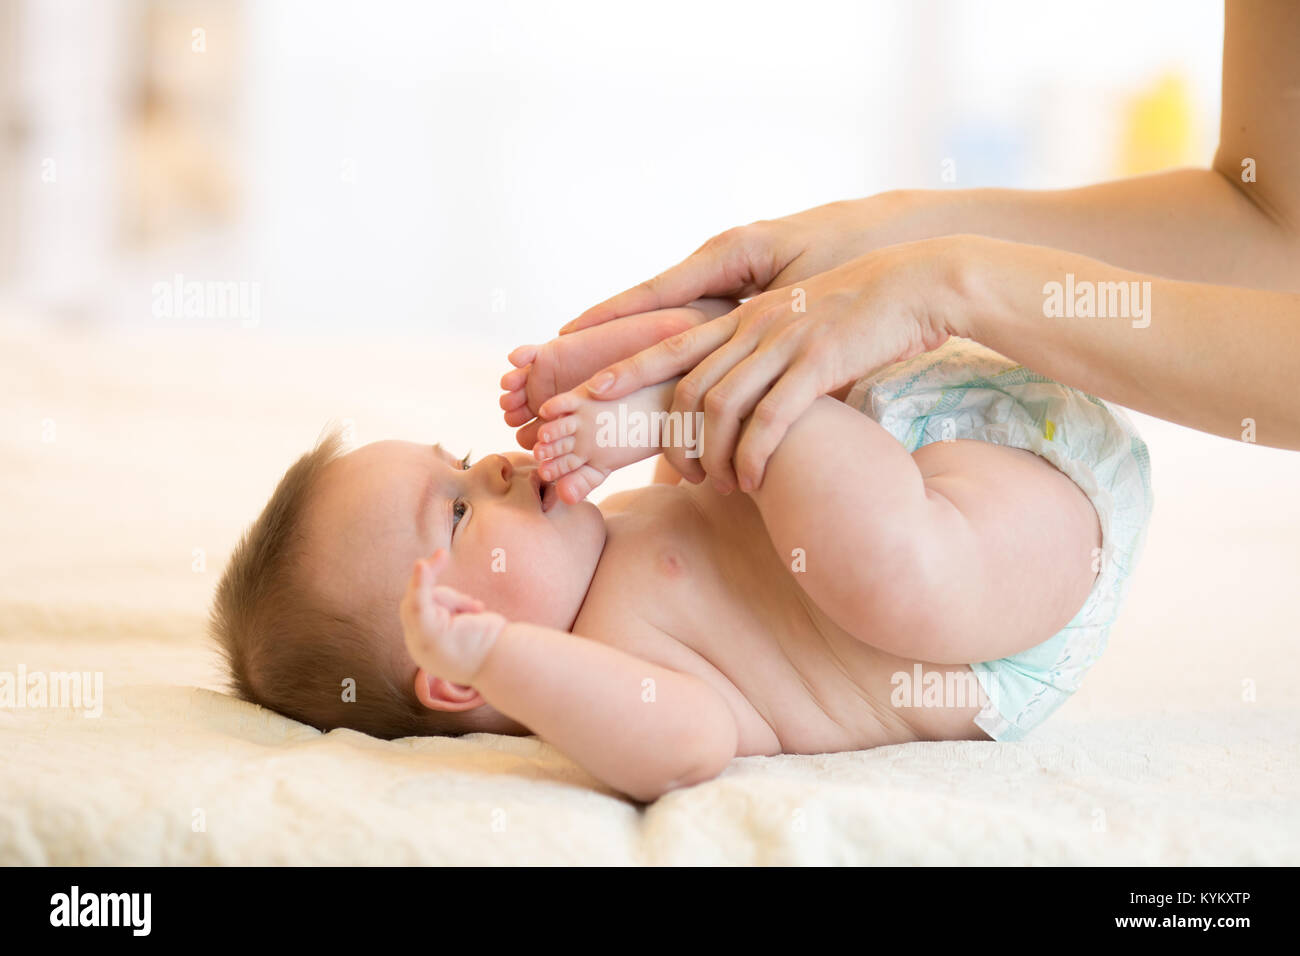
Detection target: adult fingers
<box><xmin>665</xmin><ymin>339</ymin><xmax>760</xmax><ymax>488</ymax></box>
<box><xmin>697</xmin><ymin>344</ymin><xmax>793</xmax><ymax>492</ymax></box>
<box><xmin>733</xmin><ymin>362</ymin><xmax>826</xmax><ymax>492</ymax></box>
<box><xmin>668</xmin><ymin>292</ymin><xmax>786</xmax><ymax>417</ymax></box>
<box><xmin>559</xmin><ymin>227</ymin><xmax>767</xmax><ymax>334</ymax></box>
<box><xmin>660</xmin><ymin>443</ymin><xmax>706</xmax><ymax>485</ymax></box>
<box><xmin>578</xmin><ymin>312</ymin><xmax>740</xmax><ymax>402</ymax></box>
<box><xmin>514</xmin><ymin>418</ymin><xmax>542</xmax><ymax>451</ymax></box>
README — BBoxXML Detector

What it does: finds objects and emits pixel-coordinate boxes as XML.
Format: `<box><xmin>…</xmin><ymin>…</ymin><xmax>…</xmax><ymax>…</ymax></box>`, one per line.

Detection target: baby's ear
<box><xmin>413</xmin><ymin>668</ymin><xmax>485</xmax><ymax>712</ymax></box>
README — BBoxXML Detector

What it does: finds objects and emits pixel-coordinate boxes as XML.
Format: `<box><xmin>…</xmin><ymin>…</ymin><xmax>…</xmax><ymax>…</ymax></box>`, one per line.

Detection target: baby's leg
<box><xmin>748</xmin><ymin>396</ymin><xmax>1101</xmax><ymax>666</ymax></box>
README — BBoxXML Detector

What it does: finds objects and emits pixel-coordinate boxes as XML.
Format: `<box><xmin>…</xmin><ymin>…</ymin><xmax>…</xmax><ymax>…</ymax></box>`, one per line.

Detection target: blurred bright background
<box><xmin>8</xmin><ymin>0</ymin><xmax>1299</xmax><ymax>649</ymax></box>
<box><xmin>0</xmin><ymin>0</ymin><xmax>1224</xmax><ymax>346</ymax></box>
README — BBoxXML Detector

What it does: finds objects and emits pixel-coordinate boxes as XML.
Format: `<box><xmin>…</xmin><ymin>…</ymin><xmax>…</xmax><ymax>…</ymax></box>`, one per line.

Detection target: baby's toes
<box><xmin>535</xmin><ymin>414</ymin><xmax>579</xmax><ymax>446</ymax></box>
<box><xmin>503</xmin><ymin>403</ymin><xmax>535</xmax><ymax>427</ymax></box>
<box><xmin>538</xmin><ymin>451</ymin><xmax>588</xmax><ymax>481</ymax></box>
<box><xmin>500</xmin><ymin>365</ymin><xmax>529</xmax><ymax>391</ymax></box>
<box><xmin>533</xmin><ymin>435</ymin><xmax>577</xmax><ymax>463</ymax></box>
<box><xmin>556</xmin><ymin>464</ymin><xmax>609</xmax><ymax>504</ymax></box>
<box><xmin>537</xmin><ymin>388</ymin><xmax>585</xmax><ymax>420</ymax></box>
<box><xmin>500</xmin><ymin>386</ymin><xmax>529</xmax><ymax>412</ymax></box>
<box><xmin>507</xmin><ymin>344</ymin><xmax>539</xmax><ymax>368</ymax></box>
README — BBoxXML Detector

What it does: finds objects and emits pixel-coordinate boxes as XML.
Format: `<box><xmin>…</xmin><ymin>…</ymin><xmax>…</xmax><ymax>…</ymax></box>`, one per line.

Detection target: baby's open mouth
<box><xmin>530</xmin><ymin>470</ymin><xmax>559</xmax><ymax>513</ymax></box>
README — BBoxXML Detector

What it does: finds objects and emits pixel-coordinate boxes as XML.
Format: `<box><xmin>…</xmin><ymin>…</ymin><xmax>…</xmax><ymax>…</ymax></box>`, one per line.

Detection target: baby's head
<box><xmin>209</xmin><ymin>426</ymin><xmax>606</xmax><ymax>738</ymax></box>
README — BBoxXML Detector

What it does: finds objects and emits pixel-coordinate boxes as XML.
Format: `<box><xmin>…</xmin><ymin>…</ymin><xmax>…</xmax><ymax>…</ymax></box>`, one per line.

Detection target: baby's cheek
<box><xmin>460</xmin><ymin>538</ymin><xmax>545</xmax><ymax>615</ymax></box>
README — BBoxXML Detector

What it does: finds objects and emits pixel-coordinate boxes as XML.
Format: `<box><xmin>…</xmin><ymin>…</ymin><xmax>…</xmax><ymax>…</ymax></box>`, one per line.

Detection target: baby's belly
<box><xmin>636</xmin><ymin>482</ymin><xmax>932</xmax><ymax>755</ymax></box>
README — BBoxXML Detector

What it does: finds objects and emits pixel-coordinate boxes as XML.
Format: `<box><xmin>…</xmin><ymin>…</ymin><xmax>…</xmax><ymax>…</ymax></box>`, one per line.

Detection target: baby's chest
<box><xmin>577</xmin><ymin>512</ymin><xmax>851</xmax><ymax>754</ymax></box>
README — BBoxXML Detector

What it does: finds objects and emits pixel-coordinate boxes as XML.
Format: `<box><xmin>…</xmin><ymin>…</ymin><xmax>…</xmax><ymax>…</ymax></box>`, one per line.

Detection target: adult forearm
<box><xmin>949</xmin><ymin>235</ymin><xmax>1300</xmax><ymax>449</ymax></box>
<box><xmin>868</xmin><ymin>169</ymin><xmax>1300</xmax><ymax>292</ymax></box>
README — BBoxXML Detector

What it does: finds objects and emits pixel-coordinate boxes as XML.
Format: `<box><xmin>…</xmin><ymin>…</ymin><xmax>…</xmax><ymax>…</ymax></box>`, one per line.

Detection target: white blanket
<box><xmin>3</xmin><ymin>322</ymin><xmax>1298</xmax><ymax>864</ymax></box>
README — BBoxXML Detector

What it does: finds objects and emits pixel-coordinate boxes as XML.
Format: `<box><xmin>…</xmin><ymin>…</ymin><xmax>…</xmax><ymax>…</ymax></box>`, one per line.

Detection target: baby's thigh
<box><xmin>748</xmin><ymin>395</ymin><xmax>947</xmax><ymax>643</ymax></box>
<box><xmin>751</xmin><ymin>393</ymin><xmax>1101</xmax><ymax>663</ymax></box>
<box><xmin>913</xmin><ymin>438</ymin><xmax>1102</xmax><ymax>660</ymax></box>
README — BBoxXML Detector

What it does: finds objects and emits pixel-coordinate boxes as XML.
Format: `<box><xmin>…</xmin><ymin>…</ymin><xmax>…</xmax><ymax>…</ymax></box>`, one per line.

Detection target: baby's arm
<box><xmin>401</xmin><ymin>552</ymin><xmax>736</xmax><ymax>802</ymax></box>
<box><xmin>473</xmin><ymin>618</ymin><xmax>736</xmax><ymax>801</ymax></box>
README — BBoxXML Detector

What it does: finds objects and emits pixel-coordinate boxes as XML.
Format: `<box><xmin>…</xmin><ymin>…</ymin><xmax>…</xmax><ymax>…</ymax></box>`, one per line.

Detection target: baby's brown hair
<box><xmin>208</xmin><ymin>426</ymin><xmax>468</xmax><ymax>739</ymax></box>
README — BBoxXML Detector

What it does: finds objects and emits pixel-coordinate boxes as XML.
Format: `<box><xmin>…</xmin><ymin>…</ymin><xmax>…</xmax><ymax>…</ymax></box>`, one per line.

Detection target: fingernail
<box><xmin>739</xmin><ymin>475</ymin><xmax>753</xmax><ymax>493</ymax></box>
<box><xmin>589</xmin><ymin>371</ymin><xmax>615</xmax><ymax>394</ymax></box>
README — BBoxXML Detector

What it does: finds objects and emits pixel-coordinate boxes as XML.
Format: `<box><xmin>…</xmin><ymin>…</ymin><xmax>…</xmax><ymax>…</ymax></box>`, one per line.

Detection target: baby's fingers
<box><xmin>405</xmin><ymin>551</ymin><xmax>449</xmax><ymax>595</ymax></box>
<box><xmin>431</xmin><ymin>585</ymin><xmax>485</xmax><ymax>614</ymax></box>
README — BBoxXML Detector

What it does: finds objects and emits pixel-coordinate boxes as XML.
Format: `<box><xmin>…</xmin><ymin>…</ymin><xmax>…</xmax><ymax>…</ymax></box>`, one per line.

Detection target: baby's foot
<box><xmin>532</xmin><ymin>379</ymin><xmax>680</xmax><ymax>504</ymax></box>
<box><xmin>500</xmin><ymin>299</ymin><xmax>734</xmax><ymax>449</ymax></box>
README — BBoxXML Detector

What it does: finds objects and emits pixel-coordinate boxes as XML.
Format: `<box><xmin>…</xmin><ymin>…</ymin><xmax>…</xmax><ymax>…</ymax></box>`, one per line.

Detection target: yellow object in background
<box><xmin>1117</xmin><ymin>73</ymin><xmax>1197</xmax><ymax>175</ymax></box>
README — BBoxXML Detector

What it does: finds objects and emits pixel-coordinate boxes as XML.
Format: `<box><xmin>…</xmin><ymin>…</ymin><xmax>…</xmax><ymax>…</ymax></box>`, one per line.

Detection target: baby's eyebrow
<box><xmin>416</xmin><ymin>445</ymin><xmax>456</xmax><ymax>534</ymax></box>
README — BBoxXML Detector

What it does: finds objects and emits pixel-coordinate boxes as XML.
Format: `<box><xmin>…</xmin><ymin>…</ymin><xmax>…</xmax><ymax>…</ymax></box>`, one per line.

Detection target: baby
<box><xmin>210</xmin><ymin>301</ymin><xmax>1152</xmax><ymax>802</ymax></box>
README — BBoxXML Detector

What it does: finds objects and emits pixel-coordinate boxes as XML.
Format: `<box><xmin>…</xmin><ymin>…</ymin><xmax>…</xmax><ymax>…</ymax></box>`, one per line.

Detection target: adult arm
<box><xmin>569</xmin><ymin>0</ymin><xmax>1300</xmax><ymax>336</ymax></box>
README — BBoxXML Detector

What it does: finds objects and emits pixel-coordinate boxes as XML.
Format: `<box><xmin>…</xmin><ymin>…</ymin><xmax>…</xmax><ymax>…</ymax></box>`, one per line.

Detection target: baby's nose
<box><xmin>490</xmin><ymin>453</ymin><xmax>513</xmax><ymax>487</ymax></box>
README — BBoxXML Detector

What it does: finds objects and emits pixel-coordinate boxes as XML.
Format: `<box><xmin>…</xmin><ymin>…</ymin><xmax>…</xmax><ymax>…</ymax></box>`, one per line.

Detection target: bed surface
<box><xmin>3</xmin><ymin>321</ymin><xmax>1298</xmax><ymax>865</ymax></box>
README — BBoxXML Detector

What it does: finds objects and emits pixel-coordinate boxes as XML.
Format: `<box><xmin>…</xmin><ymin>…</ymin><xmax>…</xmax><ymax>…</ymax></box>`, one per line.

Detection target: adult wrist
<box><xmin>924</xmin><ymin>234</ymin><xmax>995</xmax><ymax>342</ymax></box>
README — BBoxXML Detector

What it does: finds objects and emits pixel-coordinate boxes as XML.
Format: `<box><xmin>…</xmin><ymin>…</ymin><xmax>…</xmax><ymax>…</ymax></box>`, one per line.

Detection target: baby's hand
<box><xmin>399</xmin><ymin>551</ymin><xmax>506</xmax><ymax>686</ymax></box>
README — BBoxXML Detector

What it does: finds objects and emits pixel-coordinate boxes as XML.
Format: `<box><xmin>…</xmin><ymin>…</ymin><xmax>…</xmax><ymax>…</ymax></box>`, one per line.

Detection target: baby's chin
<box><xmin>541</xmin><ymin>500</ymin><xmax>607</xmax><ymax>626</ymax></box>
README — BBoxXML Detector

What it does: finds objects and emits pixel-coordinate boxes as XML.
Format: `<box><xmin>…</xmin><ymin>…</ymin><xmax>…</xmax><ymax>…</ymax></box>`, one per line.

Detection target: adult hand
<box><xmin>570</xmin><ymin>237</ymin><xmax>970</xmax><ymax>494</ymax></box>
<box><xmin>560</xmin><ymin>194</ymin><xmax>919</xmax><ymax>334</ymax></box>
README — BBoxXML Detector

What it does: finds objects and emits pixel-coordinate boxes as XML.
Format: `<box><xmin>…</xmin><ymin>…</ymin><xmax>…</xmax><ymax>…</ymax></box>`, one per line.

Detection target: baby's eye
<box><xmin>452</xmin><ymin>498</ymin><xmax>468</xmax><ymax>530</ymax></box>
